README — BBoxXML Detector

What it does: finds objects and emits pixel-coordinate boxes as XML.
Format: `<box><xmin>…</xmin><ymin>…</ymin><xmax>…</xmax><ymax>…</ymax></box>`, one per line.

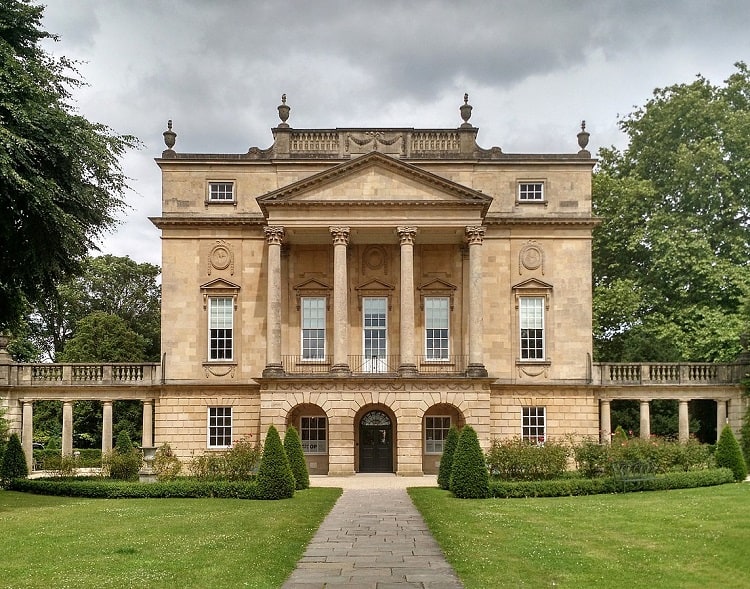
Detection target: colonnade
<box><xmin>262</xmin><ymin>224</ymin><xmax>488</xmax><ymax>377</ymax></box>
<box><xmin>19</xmin><ymin>398</ymin><xmax>154</xmax><ymax>470</ymax></box>
<box><xmin>599</xmin><ymin>397</ymin><xmax>731</xmax><ymax>444</ymax></box>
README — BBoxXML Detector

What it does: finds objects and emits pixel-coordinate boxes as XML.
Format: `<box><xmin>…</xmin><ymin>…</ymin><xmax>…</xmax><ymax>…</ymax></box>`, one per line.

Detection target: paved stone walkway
<box><xmin>282</xmin><ymin>487</ymin><xmax>464</xmax><ymax>588</ymax></box>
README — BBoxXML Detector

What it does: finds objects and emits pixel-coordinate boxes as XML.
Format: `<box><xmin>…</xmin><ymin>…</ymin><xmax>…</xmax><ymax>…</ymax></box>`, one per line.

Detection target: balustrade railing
<box><xmin>16</xmin><ymin>363</ymin><xmax>159</xmax><ymax>386</ymax></box>
<box><xmin>595</xmin><ymin>362</ymin><xmax>738</xmax><ymax>385</ymax></box>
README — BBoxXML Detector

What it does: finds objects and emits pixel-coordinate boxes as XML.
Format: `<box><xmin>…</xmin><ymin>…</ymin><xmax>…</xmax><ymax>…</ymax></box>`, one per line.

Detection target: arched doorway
<box><xmin>359</xmin><ymin>410</ymin><xmax>393</xmax><ymax>473</ymax></box>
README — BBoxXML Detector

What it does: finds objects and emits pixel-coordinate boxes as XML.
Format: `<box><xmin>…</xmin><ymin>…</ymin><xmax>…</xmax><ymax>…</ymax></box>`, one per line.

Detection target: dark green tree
<box><xmin>594</xmin><ymin>63</ymin><xmax>750</xmax><ymax>362</ymax></box>
<box><xmin>0</xmin><ymin>2</ymin><xmax>137</xmax><ymax>331</ymax></box>
<box><xmin>449</xmin><ymin>425</ymin><xmax>489</xmax><ymax>499</ymax></box>
<box><xmin>57</xmin><ymin>311</ymin><xmax>147</xmax><ymax>363</ymax></box>
<box><xmin>714</xmin><ymin>425</ymin><xmax>748</xmax><ymax>482</ymax></box>
<box><xmin>256</xmin><ymin>425</ymin><xmax>295</xmax><ymax>500</ymax></box>
<box><xmin>283</xmin><ymin>426</ymin><xmax>310</xmax><ymax>490</ymax></box>
<box><xmin>1</xmin><ymin>433</ymin><xmax>28</xmax><ymax>486</ymax></box>
<box><xmin>437</xmin><ymin>425</ymin><xmax>459</xmax><ymax>490</ymax></box>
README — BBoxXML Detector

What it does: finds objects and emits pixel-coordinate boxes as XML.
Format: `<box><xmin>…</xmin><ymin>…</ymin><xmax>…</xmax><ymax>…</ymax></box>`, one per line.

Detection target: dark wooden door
<box><xmin>359</xmin><ymin>411</ymin><xmax>393</xmax><ymax>472</ymax></box>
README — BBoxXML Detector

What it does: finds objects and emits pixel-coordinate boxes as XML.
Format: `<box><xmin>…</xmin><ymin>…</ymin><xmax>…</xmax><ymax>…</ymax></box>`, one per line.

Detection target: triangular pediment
<box><xmin>200</xmin><ymin>278</ymin><xmax>241</xmax><ymax>291</ymax></box>
<box><xmin>293</xmin><ymin>278</ymin><xmax>331</xmax><ymax>291</ymax></box>
<box><xmin>512</xmin><ymin>278</ymin><xmax>553</xmax><ymax>291</ymax></box>
<box><xmin>355</xmin><ymin>278</ymin><xmax>395</xmax><ymax>292</ymax></box>
<box><xmin>257</xmin><ymin>152</ymin><xmax>491</xmax><ymax>215</ymax></box>
<box><xmin>418</xmin><ymin>278</ymin><xmax>457</xmax><ymax>292</ymax></box>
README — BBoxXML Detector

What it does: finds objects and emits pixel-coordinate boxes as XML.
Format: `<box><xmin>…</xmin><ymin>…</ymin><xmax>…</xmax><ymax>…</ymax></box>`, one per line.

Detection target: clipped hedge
<box><xmin>450</xmin><ymin>425</ymin><xmax>489</xmax><ymax>499</ymax></box>
<box><xmin>9</xmin><ymin>477</ymin><xmax>261</xmax><ymax>499</ymax></box>
<box><xmin>488</xmin><ymin>468</ymin><xmax>735</xmax><ymax>498</ymax></box>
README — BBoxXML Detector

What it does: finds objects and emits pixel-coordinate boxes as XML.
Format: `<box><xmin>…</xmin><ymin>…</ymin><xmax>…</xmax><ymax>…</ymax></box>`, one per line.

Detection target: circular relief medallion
<box><xmin>364</xmin><ymin>246</ymin><xmax>386</xmax><ymax>271</ymax></box>
<box><xmin>211</xmin><ymin>246</ymin><xmax>231</xmax><ymax>270</ymax></box>
<box><xmin>520</xmin><ymin>242</ymin><xmax>543</xmax><ymax>273</ymax></box>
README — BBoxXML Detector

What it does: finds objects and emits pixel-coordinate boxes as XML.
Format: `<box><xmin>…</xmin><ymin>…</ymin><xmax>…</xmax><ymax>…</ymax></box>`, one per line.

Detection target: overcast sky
<box><xmin>38</xmin><ymin>0</ymin><xmax>749</xmax><ymax>267</ymax></box>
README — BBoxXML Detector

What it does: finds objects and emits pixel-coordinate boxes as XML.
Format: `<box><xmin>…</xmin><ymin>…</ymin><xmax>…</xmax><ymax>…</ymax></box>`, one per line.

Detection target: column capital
<box><xmin>396</xmin><ymin>226</ymin><xmax>417</xmax><ymax>245</ymax></box>
<box><xmin>465</xmin><ymin>225</ymin><xmax>486</xmax><ymax>245</ymax></box>
<box><xmin>329</xmin><ymin>226</ymin><xmax>350</xmax><ymax>245</ymax></box>
<box><xmin>263</xmin><ymin>225</ymin><xmax>285</xmax><ymax>245</ymax></box>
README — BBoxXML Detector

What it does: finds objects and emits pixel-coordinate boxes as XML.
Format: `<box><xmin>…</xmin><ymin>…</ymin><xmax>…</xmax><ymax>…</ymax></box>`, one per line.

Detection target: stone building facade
<box><xmin>1</xmin><ymin>96</ymin><xmax>746</xmax><ymax>474</ymax></box>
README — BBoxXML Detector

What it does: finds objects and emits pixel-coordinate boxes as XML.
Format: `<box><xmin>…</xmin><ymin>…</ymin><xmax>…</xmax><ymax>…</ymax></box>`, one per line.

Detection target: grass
<box><xmin>0</xmin><ymin>488</ymin><xmax>341</xmax><ymax>589</ymax></box>
<box><xmin>409</xmin><ymin>483</ymin><xmax>750</xmax><ymax>589</ymax></box>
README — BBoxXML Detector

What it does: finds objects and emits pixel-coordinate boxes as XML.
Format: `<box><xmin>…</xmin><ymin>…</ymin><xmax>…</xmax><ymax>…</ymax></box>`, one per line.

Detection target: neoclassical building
<box><xmin>2</xmin><ymin>96</ymin><xmax>746</xmax><ymax>475</ymax></box>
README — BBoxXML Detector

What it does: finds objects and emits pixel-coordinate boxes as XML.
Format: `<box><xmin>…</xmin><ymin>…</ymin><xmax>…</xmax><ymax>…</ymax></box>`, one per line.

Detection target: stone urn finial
<box><xmin>277</xmin><ymin>94</ymin><xmax>290</xmax><ymax>128</ymax></box>
<box><xmin>163</xmin><ymin>120</ymin><xmax>177</xmax><ymax>151</ymax></box>
<box><xmin>577</xmin><ymin>120</ymin><xmax>590</xmax><ymax>156</ymax></box>
<box><xmin>460</xmin><ymin>93</ymin><xmax>473</xmax><ymax>128</ymax></box>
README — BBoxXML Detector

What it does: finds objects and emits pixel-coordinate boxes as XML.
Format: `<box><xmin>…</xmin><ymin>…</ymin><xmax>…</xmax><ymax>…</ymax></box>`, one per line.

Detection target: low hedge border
<box><xmin>489</xmin><ymin>468</ymin><xmax>735</xmax><ymax>498</ymax></box>
<box><xmin>9</xmin><ymin>477</ymin><xmax>260</xmax><ymax>499</ymax></box>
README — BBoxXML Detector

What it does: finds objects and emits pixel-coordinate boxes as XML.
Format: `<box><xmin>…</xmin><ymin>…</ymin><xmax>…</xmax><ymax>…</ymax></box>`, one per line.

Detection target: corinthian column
<box><xmin>263</xmin><ymin>226</ymin><xmax>285</xmax><ymax>376</ymax></box>
<box><xmin>397</xmin><ymin>227</ymin><xmax>418</xmax><ymax>376</ymax></box>
<box><xmin>330</xmin><ymin>226</ymin><xmax>351</xmax><ymax>374</ymax></box>
<box><xmin>466</xmin><ymin>226</ymin><xmax>488</xmax><ymax>377</ymax></box>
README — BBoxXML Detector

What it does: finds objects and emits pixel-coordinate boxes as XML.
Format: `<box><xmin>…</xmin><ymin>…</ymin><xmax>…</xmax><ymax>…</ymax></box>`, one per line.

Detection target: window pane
<box><xmin>522</xmin><ymin>407</ymin><xmax>546</xmax><ymax>443</ymax></box>
<box><xmin>209</xmin><ymin>182</ymin><xmax>234</xmax><ymax>201</ymax></box>
<box><xmin>520</xmin><ymin>297</ymin><xmax>544</xmax><ymax>360</ymax></box>
<box><xmin>301</xmin><ymin>415</ymin><xmax>327</xmax><ymax>454</ymax></box>
<box><xmin>363</xmin><ymin>298</ymin><xmax>387</xmax><ymax>371</ymax></box>
<box><xmin>425</xmin><ymin>415</ymin><xmax>451</xmax><ymax>454</ymax></box>
<box><xmin>209</xmin><ymin>297</ymin><xmax>233</xmax><ymax>360</ymax></box>
<box><xmin>518</xmin><ymin>182</ymin><xmax>544</xmax><ymax>201</ymax></box>
<box><xmin>301</xmin><ymin>297</ymin><xmax>326</xmax><ymax>360</ymax></box>
<box><xmin>425</xmin><ymin>297</ymin><xmax>449</xmax><ymax>360</ymax></box>
<box><xmin>208</xmin><ymin>407</ymin><xmax>232</xmax><ymax>447</ymax></box>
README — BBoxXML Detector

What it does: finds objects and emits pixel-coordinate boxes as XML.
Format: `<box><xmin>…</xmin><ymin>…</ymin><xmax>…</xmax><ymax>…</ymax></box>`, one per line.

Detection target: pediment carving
<box><xmin>355</xmin><ymin>279</ymin><xmax>395</xmax><ymax>310</ymax></box>
<box><xmin>418</xmin><ymin>278</ymin><xmax>457</xmax><ymax>310</ymax></box>
<box><xmin>293</xmin><ymin>278</ymin><xmax>332</xmax><ymax>310</ymax></box>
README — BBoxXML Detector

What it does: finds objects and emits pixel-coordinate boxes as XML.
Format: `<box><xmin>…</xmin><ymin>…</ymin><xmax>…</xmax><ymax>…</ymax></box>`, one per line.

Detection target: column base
<box><xmin>330</xmin><ymin>364</ymin><xmax>352</xmax><ymax>376</ymax></box>
<box><xmin>398</xmin><ymin>364</ymin><xmax>418</xmax><ymax>377</ymax></box>
<box><xmin>466</xmin><ymin>363</ymin><xmax>488</xmax><ymax>377</ymax></box>
<box><xmin>262</xmin><ymin>364</ymin><xmax>285</xmax><ymax>377</ymax></box>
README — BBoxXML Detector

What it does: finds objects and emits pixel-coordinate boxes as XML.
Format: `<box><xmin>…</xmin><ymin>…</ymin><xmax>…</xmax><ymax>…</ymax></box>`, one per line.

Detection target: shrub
<box><xmin>1</xmin><ymin>433</ymin><xmax>28</xmax><ymax>486</ymax></box>
<box><xmin>573</xmin><ymin>439</ymin><xmax>609</xmax><ymax>478</ymax></box>
<box><xmin>104</xmin><ymin>432</ymin><xmax>142</xmax><ymax>481</ymax></box>
<box><xmin>612</xmin><ymin>425</ymin><xmax>629</xmax><ymax>446</ymax></box>
<box><xmin>284</xmin><ymin>426</ymin><xmax>309</xmax><ymax>490</ymax></box>
<box><xmin>714</xmin><ymin>425</ymin><xmax>748</xmax><ymax>482</ymax></box>
<box><xmin>116</xmin><ymin>430</ymin><xmax>135</xmax><ymax>453</ymax></box>
<box><xmin>437</xmin><ymin>426</ymin><xmax>459</xmax><ymax>490</ymax></box>
<box><xmin>486</xmin><ymin>438</ymin><xmax>569</xmax><ymax>481</ymax></box>
<box><xmin>189</xmin><ymin>452</ymin><xmax>226</xmax><ymax>480</ymax></box>
<box><xmin>741</xmin><ymin>405</ymin><xmax>750</xmax><ymax>470</ymax></box>
<box><xmin>225</xmin><ymin>436</ymin><xmax>261</xmax><ymax>481</ymax></box>
<box><xmin>256</xmin><ymin>425</ymin><xmax>295</xmax><ymax>500</ymax></box>
<box><xmin>450</xmin><ymin>425</ymin><xmax>489</xmax><ymax>499</ymax></box>
<box><xmin>153</xmin><ymin>443</ymin><xmax>182</xmax><ymax>480</ymax></box>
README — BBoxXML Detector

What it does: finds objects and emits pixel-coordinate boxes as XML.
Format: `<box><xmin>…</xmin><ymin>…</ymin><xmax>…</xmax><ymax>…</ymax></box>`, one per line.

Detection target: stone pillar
<box><xmin>263</xmin><ymin>226</ymin><xmax>285</xmax><ymax>376</ymax></box>
<box><xmin>22</xmin><ymin>400</ymin><xmax>33</xmax><ymax>471</ymax></box>
<box><xmin>62</xmin><ymin>400</ymin><xmax>74</xmax><ymax>456</ymax></box>
<box><xmin>330</xmin><ymin>226</ymin><xmax>351</xmax><ymax>374</ymax></box>
<box><xmin>142</xmin><ymin>399</ymin><xmax>154</xmax><ymax>447</ymax></box>
<box><xmin>599</xmin><ymin>399</ymin><xmax>611</xmax><ymax>445</ymax></box>
<box><xmin>716</xmin><ymin>399</ymin><xmax>727</xmax><ymax>442</ymax></box>
<box><xmin>102</xmin><ymin>401</ymin><xmax>113</xmax><ymax>454</ymax></box>
<box><xmin>678</xmin><ymin>400</ymin><xmax>690</xmax><ymax>443</ymax></box>
<box><xmin>639</xmin><ymin>400</ymin><xmax>650</xmax><ymax>440</ymax></box>
<box><xmin>466</xmin><ymin>226</ymin><xmax>488</xmax><ymax>377</ymax></box>
<box><xmin>397</xmin><ymin>227</ymin><xmax>418</xmax><ymax>376</ymax></box>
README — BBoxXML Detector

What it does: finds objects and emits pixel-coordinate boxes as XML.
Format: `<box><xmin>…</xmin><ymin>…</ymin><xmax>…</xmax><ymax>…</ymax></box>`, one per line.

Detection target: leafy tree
<box><xmin>594</xmin><ymin>63</ymin><xmax>750</xmax><ymax>362</ymax></box>
<box><xmin>437</xmin><ymin>425</ymin><xmax>458</xmax><ymax>490</ymax></box>
<box><xmin>283</xmin><ymin>426</ymin><xmax>309</xmax><ymax>490</ymax></box>
<box><xmin>22</xmin><ymin>255</ymin><xmax>160</xmax><ymax>362</ymax></box>
<box><xmin>714</xmin><ymin>425</ymin><xmax>747</xmax><ymax>482</ymax></box>
<box><xmin>449</xmin><ymin>425</ymin><xmax>489</xmax><ymax>499</ymax></box>
<box><xmin>256</xmin><ymin>425</ymin><xmax>295</xmax><ymax>500</ymax></box>
<box><xmin>1</xmin><ymin>433</ymin><xmax>28</xmax><ymax>486</ymax></box>
<box><xmin>0</xmin><ymin>1</ymin><xmax>137</xmax><ymax>331</ymax></box>
<box><xmin>57</xmin><ymin>311</ymin><xmax>147</xmax><ymax>363</ymax></box>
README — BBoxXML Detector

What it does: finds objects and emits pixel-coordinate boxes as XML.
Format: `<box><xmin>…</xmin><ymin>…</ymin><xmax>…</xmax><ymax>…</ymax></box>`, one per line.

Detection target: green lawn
<box><xmin>409</xmin><ymin>483</ymin><xmax>750</xmax><ymax>589</ymax></box>
<box><xmin>0</xmin><ymin>488</ymin><xmax>341</xmax><ymax>589</ymax></box>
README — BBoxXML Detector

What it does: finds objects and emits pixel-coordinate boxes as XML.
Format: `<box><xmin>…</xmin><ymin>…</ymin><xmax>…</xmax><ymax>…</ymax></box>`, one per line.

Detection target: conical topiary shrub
<box><xmin>284</xmin><ymin>425</ymin><xmax>310</xmax><ymax>490</ymax></box>
<box><xmin>437</xmin><ymin>425</ymin><xmax>459</xmax><ymax>490</ymax></box>
<box><xmin>256</xmin><ymin>425</ymin><xmax>295</xmax><ymax>499</ymax></box>
<box><xmin>1</xmin><ymin>433</ymin><xmax>28</xmax><ymax>487</ymax></box>
<box><xmin>715</xmin><ymin>424</ymin><xmax>748</xmax><ymax>482</ymax></box>
<box><xmin>449</xmin><ymin>425</ymin><xmax>489</xmax><ymax>499</ymax></box>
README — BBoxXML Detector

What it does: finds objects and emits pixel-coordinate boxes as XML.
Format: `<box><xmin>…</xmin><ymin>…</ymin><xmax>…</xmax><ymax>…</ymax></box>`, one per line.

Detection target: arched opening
<box><xmin>422</xmin><ymin>403</ymin><xmax>465</xmax><ymax>474</ymax></box>
<box><xmin>287</xmin><ymin>403</ymin><xmax>328</xmax><ymax>475</ymax></box>
<box><xmin>355</xmin><ymin>405</ymin><xmax>397</xmax><ymax>473</ymax></box>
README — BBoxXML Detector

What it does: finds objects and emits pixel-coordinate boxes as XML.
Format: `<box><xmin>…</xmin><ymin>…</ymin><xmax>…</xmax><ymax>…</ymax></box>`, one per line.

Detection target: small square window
<box><xmin>208</xmin><ymin>182</ymin><xmax>235</xmax><ymax>203</ymax></box>
<box><xmin>518</xmin><ymin>182</ymin><xmax>544</xmax><ymax>202</ymax></box>
<box><xmin>522</xmin><ymin>407</ymin><xmax>545</xmax><ymax>443</ymax></box>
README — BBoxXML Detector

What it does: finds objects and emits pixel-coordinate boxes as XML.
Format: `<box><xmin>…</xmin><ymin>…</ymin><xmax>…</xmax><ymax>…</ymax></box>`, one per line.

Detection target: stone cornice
<box><xmin>149</xmin><ymin>215</ymin><xmax>266</xmax><ymax>229</ymax></box>
<box><xmin>484</xmin><ymin>215</ymin><xmax>602</xmax><ymax>228</ymax></box>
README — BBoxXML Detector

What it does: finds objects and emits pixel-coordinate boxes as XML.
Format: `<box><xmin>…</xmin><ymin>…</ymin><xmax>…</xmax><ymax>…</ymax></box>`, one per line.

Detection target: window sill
<box><xmin>515</xmin><ymin>200</ymin><xmax>548</xmax><ymax>207</ymax></box>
